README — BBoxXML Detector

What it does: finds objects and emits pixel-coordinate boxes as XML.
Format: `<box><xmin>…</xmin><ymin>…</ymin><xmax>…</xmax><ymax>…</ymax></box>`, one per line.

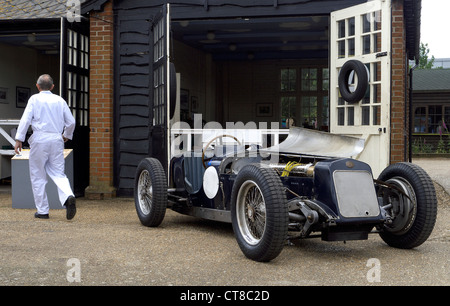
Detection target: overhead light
<box><xmin>27</xmin><ymin>33</ymin><xmax>36</xmax><ymax>43</ymax></box>
<box><xmin>228</xmin><ymin>43</ymin><xmax>237</xmax><ymax>51</ymax></box>
<box><xmin>206</xmin><ymin>31</ymin><xmax>215</xmax><ymax>40</ymax></box>
<box><xmin>179</xmin><ymin>20</ymin><xmax>189</xmax><ymax>27</ymax></box>
<box><xmin>44</xmin><ymin>50</ymin><xmax>59</xmax><ymax>55</ymax></box>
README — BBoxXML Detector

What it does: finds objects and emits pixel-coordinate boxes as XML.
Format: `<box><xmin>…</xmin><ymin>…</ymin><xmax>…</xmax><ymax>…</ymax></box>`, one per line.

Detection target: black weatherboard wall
<box><xmin>110</xmin><ymin>0</ymin><xmax>367</xmax><ymax>196</ymax></box>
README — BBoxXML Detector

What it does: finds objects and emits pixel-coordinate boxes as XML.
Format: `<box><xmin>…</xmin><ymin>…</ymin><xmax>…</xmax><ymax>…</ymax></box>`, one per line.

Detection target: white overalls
<box><xmin>15</xmin><ymin>91</ymin><xmax>76</xmax><ymax>215</ymax></box>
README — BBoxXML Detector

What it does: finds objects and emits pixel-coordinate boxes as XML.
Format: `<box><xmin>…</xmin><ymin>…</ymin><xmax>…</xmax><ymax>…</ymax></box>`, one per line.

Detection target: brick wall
<box><xmin>85</xmin><ymin>0</ymin><xmax>116</xmax><ymax>199</ymax></box>
<box><xmin>390</xmin><ymin>0</ymin><xmax>408</xmax><ymax>164</ymax></box>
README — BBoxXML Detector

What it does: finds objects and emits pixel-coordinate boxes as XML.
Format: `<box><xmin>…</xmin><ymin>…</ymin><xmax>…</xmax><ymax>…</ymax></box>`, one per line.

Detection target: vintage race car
<box><xmin>134</xmin><ymin>127</ymin><xmax>437</xmax><ymax>262</ymax></box>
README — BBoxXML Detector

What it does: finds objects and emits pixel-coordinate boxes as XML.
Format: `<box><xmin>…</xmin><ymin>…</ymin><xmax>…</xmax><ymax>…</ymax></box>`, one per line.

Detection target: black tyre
<box><xmin>231</xmin><ymin>164</ymin><xmax>288</xmax><ymax>262</ymax></box>
<box><xmin>377</xmin><ymin>162</ymin><xmax>437</xmax><ymax>249</ymax></box>
<box><xmin>134</xmin><ymin>158</ymin><xmax>167</xmax><ymax>227</ymax></box>
<box><xmin>338</xmin><ymin>60</ymin><xmax>369</xmax><ymax>103</ymax></box>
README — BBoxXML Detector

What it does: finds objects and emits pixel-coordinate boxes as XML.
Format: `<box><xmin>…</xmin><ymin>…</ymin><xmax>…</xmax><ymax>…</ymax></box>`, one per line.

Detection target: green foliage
<box><xmin>417</xmin><ymin>42</ymin><xmax>436</xmax><ymax>69</ymax></box>
<box><xmin>412</xmin><ymin>138</ymin><xmax>433</xmax><ymax>154</ymax></box>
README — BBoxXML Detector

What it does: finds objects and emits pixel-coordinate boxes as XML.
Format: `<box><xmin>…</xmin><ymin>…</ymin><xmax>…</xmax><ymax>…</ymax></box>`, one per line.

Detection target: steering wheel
<box><xmin>202</xmin><ymin>134</ymin><xmax>242</xmax><ymax>169</ymax></box>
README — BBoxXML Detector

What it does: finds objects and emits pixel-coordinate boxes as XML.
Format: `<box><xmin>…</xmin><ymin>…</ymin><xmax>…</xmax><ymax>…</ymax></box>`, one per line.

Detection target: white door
<box><xmin>330</xmin><ymin>0</ymin><xmax>391</xmax><ymax>177</ymax></box>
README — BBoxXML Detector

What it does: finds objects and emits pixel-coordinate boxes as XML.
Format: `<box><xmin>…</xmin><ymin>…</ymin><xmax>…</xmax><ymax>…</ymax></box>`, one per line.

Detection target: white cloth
<box><xmin>16</xmin><ymin>91</ymin><xmax>76</xmax><ymax>214</ymax></box>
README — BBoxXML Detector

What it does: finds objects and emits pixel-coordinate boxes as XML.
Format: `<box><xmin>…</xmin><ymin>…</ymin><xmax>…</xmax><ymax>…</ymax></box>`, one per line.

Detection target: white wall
<box><xmin>0</xmin><ymin>43</ymin><xmax>38</xmax><ymax>120</ymax></box>
<box><xmin>0</xmin><ymin>42</ymin><xmax>60</xmax><ymax>148</ymax></box>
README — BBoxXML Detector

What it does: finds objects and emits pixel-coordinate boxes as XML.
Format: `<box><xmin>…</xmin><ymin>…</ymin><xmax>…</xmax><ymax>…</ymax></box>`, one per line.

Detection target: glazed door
<box><xmin>60</xmin><ymin>18</ymin><xmax>90</xmax><ymax>196</ymax></box>
<box><xmin>150</xmin><ymin>4</ymin><xmax>172</xmax><ymax>174</ymax></box>
<box><xmin>330</xmin><ymin>0</ymin><xmax>391</xmax><ymax>176</ymax></box>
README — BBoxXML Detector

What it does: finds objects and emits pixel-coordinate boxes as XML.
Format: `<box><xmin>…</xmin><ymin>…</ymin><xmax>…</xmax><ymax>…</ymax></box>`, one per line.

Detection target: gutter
<box><xmin>408</xmin><ymin>61</ymin><xmax>418</xmax><ymax>162</ymax></box>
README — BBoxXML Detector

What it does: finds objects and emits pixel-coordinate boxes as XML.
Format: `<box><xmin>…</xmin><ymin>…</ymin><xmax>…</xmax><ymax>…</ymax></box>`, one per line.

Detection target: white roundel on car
<box><xmin>203</xmin><ymin>166</ymin><xmax>219</xmax><ymax>199</ymax></box>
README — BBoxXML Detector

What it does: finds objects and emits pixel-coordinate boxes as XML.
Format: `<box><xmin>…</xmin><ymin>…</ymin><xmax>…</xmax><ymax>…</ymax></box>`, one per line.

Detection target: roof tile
<box><xmin>413</xmin><ymin>69</ymin><xmax>450</xmax><ymax>91</ymax></box>
<box><xmin>0</xmin><ymin>0</ymin><xmax>87</xmax><ymax>19</ymax></box>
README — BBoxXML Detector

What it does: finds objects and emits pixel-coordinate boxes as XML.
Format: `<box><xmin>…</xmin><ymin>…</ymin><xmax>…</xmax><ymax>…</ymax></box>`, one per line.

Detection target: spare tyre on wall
<box><xmin>338</xmin><ymin>60</ymin><xmax>369</xmax><ymax>103</ymax></box>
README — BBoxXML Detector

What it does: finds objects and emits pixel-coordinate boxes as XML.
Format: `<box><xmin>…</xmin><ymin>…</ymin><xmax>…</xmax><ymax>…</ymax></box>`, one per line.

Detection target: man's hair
<box><xmin>37</xmin><ymin>74</ymin><xmax>54</xmax><ymax>91</ymax></box>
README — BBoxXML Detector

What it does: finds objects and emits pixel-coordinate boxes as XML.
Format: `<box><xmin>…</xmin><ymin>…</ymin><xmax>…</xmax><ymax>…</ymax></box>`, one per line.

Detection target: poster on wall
<box><xmin>16</xmin><ymin>87</ymin><xmax>30</xmax><ymax>108</ymax></box>
<box><xmin>0</xmin><ymin>87</ymin><xmax>8</xmax><ymax>104</ymax></box>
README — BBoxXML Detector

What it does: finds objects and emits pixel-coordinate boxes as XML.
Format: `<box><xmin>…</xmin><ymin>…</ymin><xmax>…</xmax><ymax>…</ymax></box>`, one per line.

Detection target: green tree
<box><xmin>418</xmin><ymin>42</ymin><xmax>436</xmax><ymax>69</ymax></box>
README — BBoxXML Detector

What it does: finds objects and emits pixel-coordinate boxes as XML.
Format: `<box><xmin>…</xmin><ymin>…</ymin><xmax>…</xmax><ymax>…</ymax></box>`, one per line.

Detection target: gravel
<box><xmin>0</xmin><ymin>181</ymin><xmax>448</xmax><ymax>286</ymax></box>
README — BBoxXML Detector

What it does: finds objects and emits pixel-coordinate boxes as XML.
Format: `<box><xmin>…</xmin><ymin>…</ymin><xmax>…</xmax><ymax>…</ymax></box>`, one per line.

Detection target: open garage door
<box><xmin>330</xmin><ymin>0</ymin><xmax>391</xmax><ymax>176</ymax></box>
<box><xmin>61</xmin><ymin>17</ymin><xmax>90</xmax><ymax>196</ymax></box>
<box><xmin>150</xmin><ymin>4</ymin><xmax>173</xmax><ymax>174</ymax></box>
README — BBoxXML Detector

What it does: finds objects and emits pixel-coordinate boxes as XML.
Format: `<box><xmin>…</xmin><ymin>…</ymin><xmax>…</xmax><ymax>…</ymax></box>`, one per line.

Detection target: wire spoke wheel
<box><xmin>134</xmin><ymin>158</ymin><xmax>167</xmax><ymax>227</ymax></box>
<box><xmin>236</xmin><ymin>180</ymin><xmax>266</xmax><ymax>245</ymax></box>
<box><xmin>231</xmin><ymin>164</ymin><xmax>288</xmax><ymax>262</ymax></box>
<box><xmin>137</xmin><ymin>170</ymin><xmax>153</xmax><ymax>216</ymax></box>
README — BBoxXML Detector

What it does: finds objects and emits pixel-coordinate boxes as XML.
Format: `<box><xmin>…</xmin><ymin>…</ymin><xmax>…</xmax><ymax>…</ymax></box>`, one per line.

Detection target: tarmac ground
<box><xmin>0</xmin><ymin>158</ymin><xmax>448</xmax><ymax>286</ymax></box>
<box><xmin>413</xmin><ymin>157</ymin><xmax>450</xmax><ymax>195</ymax></box>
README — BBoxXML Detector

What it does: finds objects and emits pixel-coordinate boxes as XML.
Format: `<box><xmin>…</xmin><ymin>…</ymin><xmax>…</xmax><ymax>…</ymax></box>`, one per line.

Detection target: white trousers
<box><xmin>28</xmin><ymin>134</ymin><xmax>74</xmax><ymax>214</ymax></box>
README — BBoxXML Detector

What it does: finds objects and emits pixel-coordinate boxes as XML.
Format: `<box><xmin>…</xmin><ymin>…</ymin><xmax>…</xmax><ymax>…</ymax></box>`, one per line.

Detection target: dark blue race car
<box><xmin>134</xmin><ymin>127</ymin><xmax>437</xmax><ymax>262</ymax></box>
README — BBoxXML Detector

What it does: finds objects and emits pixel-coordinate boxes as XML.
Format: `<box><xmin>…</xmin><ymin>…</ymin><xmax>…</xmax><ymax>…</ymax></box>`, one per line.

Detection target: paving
<box><xmin>412</xmin><ymin>157</ymin><xmax>450</xmax><ymax>195</ymax></box>
<box><xmin>0</xmin><ymin>158</ymin><xmax>448</xmax><ymax>286</ymax></box>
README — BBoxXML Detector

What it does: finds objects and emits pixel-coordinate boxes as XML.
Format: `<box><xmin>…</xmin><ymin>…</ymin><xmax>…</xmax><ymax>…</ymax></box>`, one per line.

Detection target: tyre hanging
<box><xmin>338</xmin><ymin>60</ymin><xmax>369</xmax><ymax>103</ymax></box>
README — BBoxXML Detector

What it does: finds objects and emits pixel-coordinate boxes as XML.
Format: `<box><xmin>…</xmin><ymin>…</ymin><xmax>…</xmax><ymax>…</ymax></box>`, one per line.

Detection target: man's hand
<box><xmin>14</xmin><ymin>140</ymin><xmax>22</xmax><ymax>155</ymax></box>
<box><xmin>63</xmin><ymin>135</ymin><xmax>69</xmax><ymax>143</ymax></box>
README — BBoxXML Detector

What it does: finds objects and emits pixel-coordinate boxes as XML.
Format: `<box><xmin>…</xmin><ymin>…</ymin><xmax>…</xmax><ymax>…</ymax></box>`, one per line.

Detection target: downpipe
<box><xmin>407</xmin><ymin>61</ymin><xmax>418</xmax><ymax>162</ymax></box>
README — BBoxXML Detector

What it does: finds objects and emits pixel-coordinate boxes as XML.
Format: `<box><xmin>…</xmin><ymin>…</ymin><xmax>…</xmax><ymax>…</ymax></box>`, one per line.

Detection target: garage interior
<box><xmin>169</xmin><ymin>15</ymin><xmax>331</xmax><ymax>131</ymax></box>
<box><xmin>0</xmin><ymin>19</ymin><xmax>89</xmax><ymax>195</ymax></box>
<box><xmin>0</xmin><ymin>20</ymin><xmax>61</xmax><ymax>180</ymax></box>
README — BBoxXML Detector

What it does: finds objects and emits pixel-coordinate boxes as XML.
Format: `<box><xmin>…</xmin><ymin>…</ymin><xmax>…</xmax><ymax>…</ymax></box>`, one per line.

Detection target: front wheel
<box><xmin>377</xmin><ymin>162</ymin><xmax>437</xmax><ymax>249</ymax></box>
<box><xmin>134</xmin><ymin>158</ymin><xmax>167</xmax><ymax>227</ymax></box>
<box><xmin>231</xmin><ymin>164</ymin><xmax>288</xmax><ymax>262</ymax></box>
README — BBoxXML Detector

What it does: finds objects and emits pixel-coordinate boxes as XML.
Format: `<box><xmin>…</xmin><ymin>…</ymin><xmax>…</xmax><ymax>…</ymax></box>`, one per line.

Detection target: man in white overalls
<box><xmin>14</xmin><ymin>74</ymin><xmax>77</xmax><ymax>220</ymax></box>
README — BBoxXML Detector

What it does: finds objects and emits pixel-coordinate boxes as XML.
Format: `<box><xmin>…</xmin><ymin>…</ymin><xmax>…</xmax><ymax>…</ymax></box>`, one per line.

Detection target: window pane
<box><xmin>301</xmin><ymin>68</ymin><xmax>317</xmax><ymax>91</ymax></box>
<box><xmin>322</xmin><ymin>68</ymin><xmax>329</xmax><ymax>91</ymax></box>
<box><xmin>338</xmin><ymin>108</ymin><xmax>345</xmax><ymax>126</ymax></box>
<box><xmin>338</xmin><ymin>40</ymin><xmax>345</xmax><ymax>58</ymax></box>
<box><xmin>444</xmin><ymin>106</ymin><xmax>450</xmax><ymax>129</ymax></box>
<box><xmin>338</xmin><ymin>20</ymin><xmax>345</xmax><ymax>38</ymax></box>
<box><xmin>301</xmin><ymin>96</ymin><xmax>317</xmax><ymax>128</ymax></box>
<box><xmin>373</xmin><ymin>32</ymin><xmax>381</xmax><ymax>53</ymax></box>
<box><xmin>348</xmin><ymin>38</ymin><xmax>355</xmax><ymax>56</ymax></box>
<box><xmin>281</xmin><ymin>97</ymin><xmax>297</xmax><ymax>128</ymax></box>
<box><xmin>348</xmin><ymin>17</ymin><xmax>355</xmax><ymax>36</ymax></box>
<box><xmin>414</xmin><ymin>107</ymin><xmax>426</xmax><ymax>133</ymax></box>
<box><xmin>375</xmin><ymin>11</ymin><xmax>382</xmax><ymax>30</ymax></box>
<box><xmin>322</xmin><ymin>96</ymin><xmax>329</xmax><ymax>127</ymax></box>
<box><xmin>362</xmin><ymin>106</ymin><xmax>370</xmax><ymax>125</ymax></box>
<box><xmin>429</xmin><ymin>105</ymin><xmax>442</xmax><ymax>133</ymax></box>
<box><xmin>363</xmin><ymin>35</ymin><xmax>371</xmax><ymax>54</ymax></box>
<box><xmin>347</xmin><ymin>107</ymin><xmax>354</xmax><ymax>126</ymax></box>
<box><xmin>363</xmin><ymin>13</ymin><xmax>371</xmax><ymax>33</ymax></box>
<box><xmin>373</xmin><ymin>105</ymin><xmax>380</xmax><ymax>125</ymax></box>
<box><xmin>281</xmin><ymin>68</ymin><xmax>296</xmax><ymax>92</ymax></box>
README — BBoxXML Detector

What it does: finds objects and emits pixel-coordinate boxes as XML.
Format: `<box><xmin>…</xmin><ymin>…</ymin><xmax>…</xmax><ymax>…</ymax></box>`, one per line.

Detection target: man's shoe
<box><xmin>65</xmin><ymin>196</ymin><xmax>76</xmax><ymax>220</ymax></box>
<box><xmin>34</xmin><ymin>212</ymin><xmax>49</xmax><ymax>219</ymax></box>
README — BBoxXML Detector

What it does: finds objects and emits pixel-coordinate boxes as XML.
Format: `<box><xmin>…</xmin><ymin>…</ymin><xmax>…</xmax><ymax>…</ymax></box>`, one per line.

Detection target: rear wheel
<box><xmin>134</xmin><ymin>158</ymin><xmax>167</xmax><ymax>227</ymax></box>
<box><xmin>377</xmin><ymin>162</ymin><xmax>437</xmax><ymax>249</ymax></box>
<box><xmin>231</xmin><ymin>164</ymin><xmax>288</xmax><ymax>262</ymax></box>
